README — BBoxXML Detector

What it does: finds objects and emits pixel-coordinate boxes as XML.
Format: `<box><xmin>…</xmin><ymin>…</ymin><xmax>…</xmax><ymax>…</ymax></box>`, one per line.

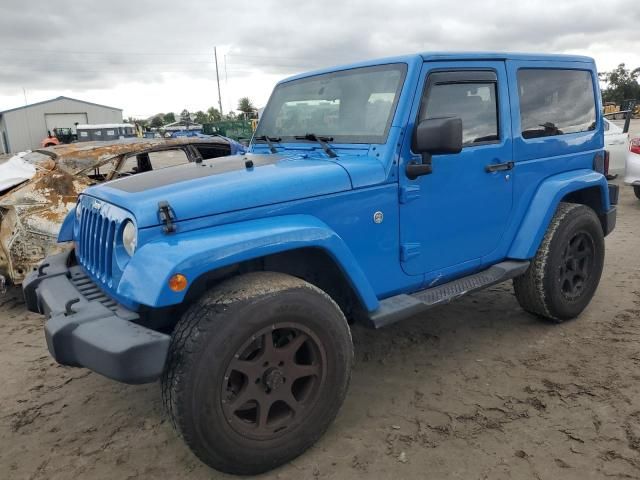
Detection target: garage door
<box><xmin>45</xmin><ymin>113</ymin><xmax>88</xmax><ymax>134</ymax></box>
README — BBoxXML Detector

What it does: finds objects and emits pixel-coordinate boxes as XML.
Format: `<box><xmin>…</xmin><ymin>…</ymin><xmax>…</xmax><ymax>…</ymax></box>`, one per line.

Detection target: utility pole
<box><xmin>214</xmin><ymin>47</ymin><xmax>223</xmax><ymax>117</ymax></box>
<box><xmin>22</xmin><ymin>87</ymin><xmax>35</xmax><ymax>148</ymax></box>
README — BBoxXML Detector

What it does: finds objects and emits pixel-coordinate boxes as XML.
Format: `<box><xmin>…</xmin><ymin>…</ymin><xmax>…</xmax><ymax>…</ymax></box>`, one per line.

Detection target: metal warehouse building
<box><xmin>0</xmin><ymin>96</ymin><xmax>123</xmax><ymax>154</ymax></box>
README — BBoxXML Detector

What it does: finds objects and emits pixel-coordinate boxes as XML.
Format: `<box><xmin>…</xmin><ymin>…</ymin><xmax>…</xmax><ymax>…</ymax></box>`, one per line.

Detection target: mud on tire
<box><xmin>513</xmin><ymin>202</ymin><xmax>605</xmax><ymax>322</ymax></box>
<box><xmin>161</xmin><ymin>272</ymin><xmax>353</xmax><ymax>475</ymax></box>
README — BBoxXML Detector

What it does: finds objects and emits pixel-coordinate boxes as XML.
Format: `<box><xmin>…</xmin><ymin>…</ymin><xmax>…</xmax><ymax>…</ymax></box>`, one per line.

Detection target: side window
<box><xmin>517</xmin><ymin>69</ymin><xmax>596</xmax><ymax>139</ymax></box>
<box><xmin>148</xmin><ymin>150</ymin><xmax>190</xmax><ymax>169</ymax></box>
<box><xmin>118</xmin><ymin>149</ymin><xmax>190</xmax><ymax>175</ymax></box>
<box><xmin>118</xmin><ymin>154</ymin><xmax>148</xmax><ymax>175</ymax></box>
<box><xmin>419</xmin><ymin>71</ymin><xmax>499</xmax><ymax>146</ymax></box>
<box><xmin>195</xmin><ymin>144</ymin><xmax>231</xmax><ymax>160</ymax></box>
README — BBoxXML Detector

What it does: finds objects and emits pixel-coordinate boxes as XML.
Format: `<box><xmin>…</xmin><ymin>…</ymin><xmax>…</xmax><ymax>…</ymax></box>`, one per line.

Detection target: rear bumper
<box><xmin>23</xmin><ymin>251</ymin><xmax>169</xmax><ymax>384</ymax></box>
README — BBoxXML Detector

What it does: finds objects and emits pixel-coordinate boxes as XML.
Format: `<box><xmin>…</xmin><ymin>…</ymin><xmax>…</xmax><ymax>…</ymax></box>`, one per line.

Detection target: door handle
<box><xmin>485</xmin><ymin>161</ymin><xmax>514</xmax><ymax>173</ymax></box>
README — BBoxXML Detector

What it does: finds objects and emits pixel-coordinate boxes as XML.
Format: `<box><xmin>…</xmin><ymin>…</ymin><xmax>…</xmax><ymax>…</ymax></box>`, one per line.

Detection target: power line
<box><xmin>0</xmin><ymin>47</ymin><xmax>213</xmax><ymax>55</ymax></box>
<box><xmin>0</xmin><ymin>59</ymin><xmax>317</xmax><ymax>69</ymax></box>
<box><xmin>0</xmin><ymin>65</ymin><xmax>315</xmax><ymax>73</ymax></box>
<box><xmin>1</xmin><ymin>59</ymin><xmax>222</xmax><ymax>65</ymax></box>
<box><xmin>0</xmin><ymin>48</ymin><xmax>319</xmax><ymax>63</ymax></box>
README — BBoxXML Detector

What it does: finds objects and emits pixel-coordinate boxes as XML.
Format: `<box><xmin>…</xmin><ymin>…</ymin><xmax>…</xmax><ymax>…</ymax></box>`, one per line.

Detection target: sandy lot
<box><xmin>1</xmin><ymin>182</ymin><xmax>639</xmax><ymax>480</ymax></box>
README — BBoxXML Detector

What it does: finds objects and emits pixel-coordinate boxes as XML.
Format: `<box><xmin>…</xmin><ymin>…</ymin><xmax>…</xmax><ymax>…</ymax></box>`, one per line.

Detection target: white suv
<box><xmin>625</xmin><ymin>137</ymin><xmax>640</xmax><ymax>200</ymax></box>
<box><xmin>604</xmin><ymin>118</ymin><xmax>629</xmax><ymax>173</ymax></box>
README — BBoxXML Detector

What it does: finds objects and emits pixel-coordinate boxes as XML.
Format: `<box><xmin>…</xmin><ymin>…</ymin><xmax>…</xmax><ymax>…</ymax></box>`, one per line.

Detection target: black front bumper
<box><xmin>23</xmin><ymin>251</ymin><xmax>169</xmax><ymax>384</ymax></box>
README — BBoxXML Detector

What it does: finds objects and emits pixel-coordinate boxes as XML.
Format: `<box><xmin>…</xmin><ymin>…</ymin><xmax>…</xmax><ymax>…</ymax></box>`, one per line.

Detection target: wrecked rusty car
<box><xmin>0</xmin><ymin>137</ymin><xmax>243</xmax><ymax>288</ymax></box>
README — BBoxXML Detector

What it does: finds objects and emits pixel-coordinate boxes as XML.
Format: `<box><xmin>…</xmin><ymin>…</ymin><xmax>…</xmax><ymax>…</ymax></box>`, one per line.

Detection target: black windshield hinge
<box><xmin>158</xmin><ymin>201</ymin><xmax>176</xmax><ymax>234</ymax></box>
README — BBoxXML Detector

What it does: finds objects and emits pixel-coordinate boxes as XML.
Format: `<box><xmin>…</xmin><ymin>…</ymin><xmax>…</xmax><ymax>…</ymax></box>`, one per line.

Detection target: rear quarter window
<box><xmin>517</xmin><ymin>69</ymin><xmax>596</xmax><ymax>139</ymax></box>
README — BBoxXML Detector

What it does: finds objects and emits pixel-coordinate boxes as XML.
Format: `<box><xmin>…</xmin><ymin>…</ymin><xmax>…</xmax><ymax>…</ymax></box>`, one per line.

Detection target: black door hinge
<box><xmin>158</xmin><ymin>201</ymin><xmax>176</xmax><ymax>233</ymax></box>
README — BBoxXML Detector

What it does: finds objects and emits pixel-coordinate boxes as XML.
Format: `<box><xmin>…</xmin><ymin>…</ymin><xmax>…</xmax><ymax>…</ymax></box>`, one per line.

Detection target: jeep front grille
<box><xmin>76</xmin><ymin>198</ymin><xmax>117</xmax><ymax>284</ymax></box>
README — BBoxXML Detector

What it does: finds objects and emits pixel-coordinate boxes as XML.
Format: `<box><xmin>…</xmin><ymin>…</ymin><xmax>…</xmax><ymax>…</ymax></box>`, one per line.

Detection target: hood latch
<box><xmin>158</xmin><ymin>201</ymin><xmax>176</xmax><ymax>234</ymax></box>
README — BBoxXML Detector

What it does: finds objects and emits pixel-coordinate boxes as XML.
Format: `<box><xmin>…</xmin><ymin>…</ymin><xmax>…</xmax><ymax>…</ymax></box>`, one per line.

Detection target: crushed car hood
<box><xmin>0</xmin><ymin>167</ymin><xmax>91</xmax><ymax>283</ymax></box>
<box><xmin>1</xmin><ymin>168</ymin><xmax>91</xmax><ymax>235</ymax></box>
<box><xmin>87</xmin><ymin>152</ymin><xmax>362</xmax><ymax>228</ymax></box>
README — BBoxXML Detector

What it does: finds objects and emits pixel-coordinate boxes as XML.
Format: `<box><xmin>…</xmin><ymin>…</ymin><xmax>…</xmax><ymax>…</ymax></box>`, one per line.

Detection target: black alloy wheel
<box><xmin>222</xmin><ymin>323</ymin><xmax>326</xmax><ymax>440</ymax></box>
<box><xmin>558</xmin><ymin>231</ymin><xmax>595</xmax><ymax>301</ymax></box>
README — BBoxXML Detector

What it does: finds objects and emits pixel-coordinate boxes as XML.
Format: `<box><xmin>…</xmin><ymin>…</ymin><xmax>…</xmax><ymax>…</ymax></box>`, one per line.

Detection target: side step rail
<box><xmin>367</xmin><ymin>261</ymin><xmax>530</xmax><ymax>329</ymax></box>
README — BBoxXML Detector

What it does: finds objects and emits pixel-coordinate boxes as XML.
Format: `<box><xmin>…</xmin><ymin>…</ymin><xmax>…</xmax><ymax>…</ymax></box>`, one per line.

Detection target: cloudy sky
<box><xmin>1</xmin><ymin>0</ymin><xmax>638</xmax><ymax>119</ymax></box>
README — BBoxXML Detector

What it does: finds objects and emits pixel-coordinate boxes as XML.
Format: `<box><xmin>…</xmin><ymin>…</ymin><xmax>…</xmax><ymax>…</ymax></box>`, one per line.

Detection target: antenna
<box><xmin>214</xmin><ymin>47</ymin><xmax>223</xmax><ymax>117</ymax></box>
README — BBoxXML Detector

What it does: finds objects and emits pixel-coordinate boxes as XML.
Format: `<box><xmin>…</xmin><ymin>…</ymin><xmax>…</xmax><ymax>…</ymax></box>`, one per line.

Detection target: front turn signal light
<box><xmin>169</xmin><ymin>274</ymin><xmax>188</xmax><ymax>292</ymax></box>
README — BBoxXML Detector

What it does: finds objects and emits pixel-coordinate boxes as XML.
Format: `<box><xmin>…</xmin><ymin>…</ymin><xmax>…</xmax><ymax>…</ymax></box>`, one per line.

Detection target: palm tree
<box><xmin>237</xmin><ymin>97</ymin><xmax>256</xmax><ymax>119</ymax></box>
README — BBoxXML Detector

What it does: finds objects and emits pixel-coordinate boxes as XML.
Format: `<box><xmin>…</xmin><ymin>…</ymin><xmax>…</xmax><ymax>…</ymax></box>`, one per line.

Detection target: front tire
<box><xmin>634</xmin><ymin>186</ymin><xmax>640</xmax><ymax>200</ymax></box>
<box><xmin>162</xmin><ymin>272</ymin><xmax>353</xmax><ymax>475</ymax></box>
<box><xmin>513</xmin><ymin>202</ymin><xmax>604</xmax><ymax>322</ymax></box>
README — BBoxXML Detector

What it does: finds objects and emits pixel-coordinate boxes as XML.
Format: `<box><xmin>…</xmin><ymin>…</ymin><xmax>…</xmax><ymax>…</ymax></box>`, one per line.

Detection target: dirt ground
<box><xmin>0</xmin><ymin>182</ymin><xmax>639</xmax><ymax>480</ymax></box>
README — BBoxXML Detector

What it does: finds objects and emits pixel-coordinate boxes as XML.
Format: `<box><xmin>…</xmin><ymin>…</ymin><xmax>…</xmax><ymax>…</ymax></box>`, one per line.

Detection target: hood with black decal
<box><xmin>82</xmin><ymin>152</ymin><xmax>384</xmax><ymax>228</ymax></box>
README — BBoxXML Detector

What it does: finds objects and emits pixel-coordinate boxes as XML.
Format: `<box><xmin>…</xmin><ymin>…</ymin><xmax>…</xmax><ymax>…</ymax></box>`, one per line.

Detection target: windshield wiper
<box><xmin>294</xmin><ymin>133</ymin><xmax>337</xmax><ymax>158</ymax></box>
<box><xmin>254</xmin><ymin>135</ymin><xmax>282</xmax><ymax>154</ymax></box>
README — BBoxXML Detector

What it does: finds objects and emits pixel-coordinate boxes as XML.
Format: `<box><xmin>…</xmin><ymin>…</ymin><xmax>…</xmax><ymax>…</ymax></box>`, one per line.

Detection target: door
<box><xmin>44</xmin><ymin>112</ymin><xmax>88</xmax><ymax>134</ymax></box>
<box><xmin>399</xmin><ymin>61</ymin><xmax>513</xmax><ymax>276</ymax></box>
<box><xmin>604</xmin><ymin>119</ymin><xmax>628</xmax><ymax>173</ymax></box>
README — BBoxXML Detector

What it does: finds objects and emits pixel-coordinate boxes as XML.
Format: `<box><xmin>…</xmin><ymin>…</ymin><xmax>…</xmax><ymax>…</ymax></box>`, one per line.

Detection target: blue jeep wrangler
<box><xmin>24</xmin><ymin>52</ymin><xmax>617</xmax><ymax>474</ymax></box>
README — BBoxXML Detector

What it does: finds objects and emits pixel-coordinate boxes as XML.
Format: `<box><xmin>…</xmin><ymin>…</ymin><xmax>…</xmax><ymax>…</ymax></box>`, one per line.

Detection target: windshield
<box><xmin>255</xmin><ymin>63</ymin><xmax>407</xmax><ymax>144</ymax></box>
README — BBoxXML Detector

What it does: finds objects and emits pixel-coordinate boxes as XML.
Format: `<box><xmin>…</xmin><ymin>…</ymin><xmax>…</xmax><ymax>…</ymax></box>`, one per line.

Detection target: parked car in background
<box><xmin>625</xmin><ymin>137</ymin><xmax>640</xmax><ymax>200</ymax></box>
<box><xmin>0</xmin><ymin>136</ymin><xmax>244</xmax><ymax>289</ymax></box>
<box><xmin>604</xmin><ymin>118</ymin><xmax>629</xmax><ymax>173</ymax></box>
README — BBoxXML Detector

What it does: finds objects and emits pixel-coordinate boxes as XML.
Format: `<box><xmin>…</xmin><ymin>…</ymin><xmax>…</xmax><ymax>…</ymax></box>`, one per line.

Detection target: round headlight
<box><xmin>122</xmin><ymin>221</ymin><xmax>137</xmax><ymax>256</ymax></box>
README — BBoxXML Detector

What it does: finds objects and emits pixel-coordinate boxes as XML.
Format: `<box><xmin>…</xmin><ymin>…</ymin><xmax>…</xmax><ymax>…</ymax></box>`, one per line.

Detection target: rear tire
<box><xmin>513</xmin><ymin>202</ymin><xmax>604</xmax><ymax>322</ymax></box>
<box><xmin>162</xmin><ymin>272</ymin><xmax>353</xmax><ymax>475</ymax></box>
<box><xmin>634</xmin><ymin>186</ymin><xmax>640</xmax><ymax>200</ymax></box>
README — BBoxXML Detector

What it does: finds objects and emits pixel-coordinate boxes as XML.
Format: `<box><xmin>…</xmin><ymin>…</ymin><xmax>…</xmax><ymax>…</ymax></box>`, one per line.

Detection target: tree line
<box><xmin>599</xmin><ymin>64</ymin><xmax>640</xmax><ymax>105</ymax></box>
<box><xmin>126</xmin><ymin>97</ymin><xmax>258</xmax><ymax>129</ymax></box>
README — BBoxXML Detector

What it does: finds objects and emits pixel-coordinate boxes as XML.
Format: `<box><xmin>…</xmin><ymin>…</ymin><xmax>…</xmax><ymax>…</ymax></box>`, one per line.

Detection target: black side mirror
<box><xmin>407</xmin><ymin>116</ymin><xmax>463</xmax><ymax>179</ymax></box>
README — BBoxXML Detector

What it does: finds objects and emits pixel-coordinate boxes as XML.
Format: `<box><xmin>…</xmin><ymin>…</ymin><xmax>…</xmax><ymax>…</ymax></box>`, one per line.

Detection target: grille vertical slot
<box><xmin>76</xmin><ymin>198</ymin><xmax>120</xmax><ymax>286</ymax></box>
